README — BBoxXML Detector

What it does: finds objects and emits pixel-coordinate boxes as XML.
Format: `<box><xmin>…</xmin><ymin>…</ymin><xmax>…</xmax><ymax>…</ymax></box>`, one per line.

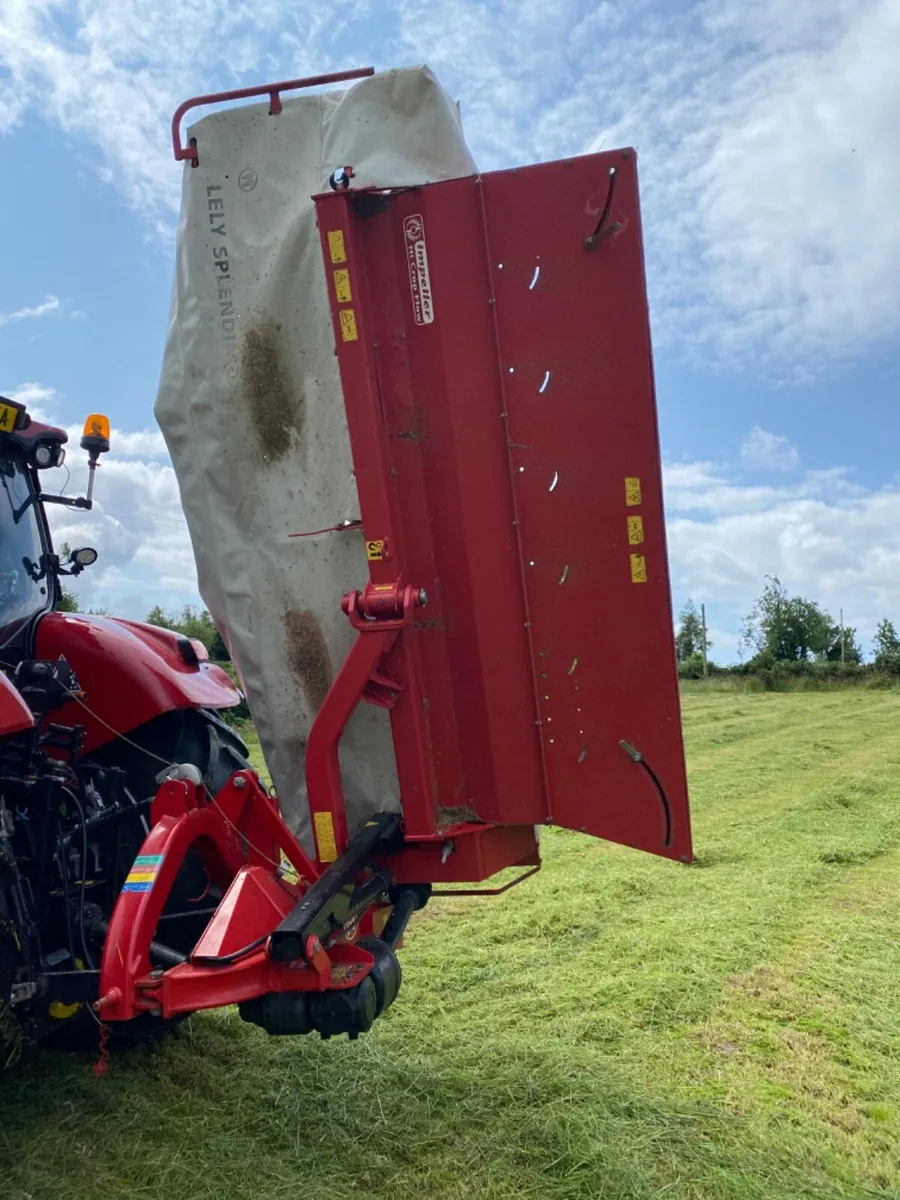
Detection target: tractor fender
<box><xmin>0</xmin><ymin>669</ymin><xmax>35</xmax><ymax>736</ymax></box>
<box><xmin>35</xmin><ymin>612</ymin><xmax>241</xmax><ymax>753</ymax></box>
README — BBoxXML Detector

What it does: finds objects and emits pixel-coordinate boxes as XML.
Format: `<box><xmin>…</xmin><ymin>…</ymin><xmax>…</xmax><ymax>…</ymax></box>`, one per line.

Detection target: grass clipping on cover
<box><xmin>3</xmin><ymin>691</ymin><xmax>900</xmax><ymax>1199</ymax></box>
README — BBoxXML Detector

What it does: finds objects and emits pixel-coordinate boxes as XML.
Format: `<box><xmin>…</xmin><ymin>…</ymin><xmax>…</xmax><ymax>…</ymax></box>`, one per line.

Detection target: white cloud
<box><xmin>2</xmin><ymin>381</ymin><xmax>59</xmax><ymax>422</ymax></box>
<box><xmin>0</xmin><ymin>2</ymin><xmax>896</xmax><ymax>372</ymax></box>
<box><xmin>664</xmin><ymin>459</ymin><xmax>900</xmax><ymax>655</ymax></box>
<box><xmin>739</xmin><ymin>427</ymin><xmax>800</xmax><ymax>472</ymax></box>
<box><xmin>391</xmin><ymin>0</ymin><xmax>900</xmax><ymax>373</ymax></box>
<box><xmin>0</xmin><ymin>379</ymin><xmax>193</xmax><ymax>615</ymax></box>
<box><xmin>57</xmin><ymin>423</ymin><xmax>169</xmax><ymax>460</ymax></box>
<box><xmin>43</xmin><ymin>451</ymin><xmax>198</xmax><ymax>617</ymax></box>
<box><xmin>0</xmin><ymin>295</ymin><xmax>61</xmax><ymax>327</ymax></box>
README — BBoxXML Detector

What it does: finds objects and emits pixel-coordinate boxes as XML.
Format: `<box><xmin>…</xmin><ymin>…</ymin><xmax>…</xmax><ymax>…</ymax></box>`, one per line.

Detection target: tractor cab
<box><xmin>0</xmin><ymin>395</ymin><xmax>107</xmax><ymax>658</ymax></box>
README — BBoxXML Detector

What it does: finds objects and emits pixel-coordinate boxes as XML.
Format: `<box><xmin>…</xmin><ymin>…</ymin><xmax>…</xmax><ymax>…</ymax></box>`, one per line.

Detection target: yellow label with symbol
<box><xmin>327</xmin><ymin>230</ymin><xmax>347</xmax><ymax>263</ymax></box>
<box><xmin>630</xmin><ymin>553</ymin><xmax>648</xmax><ymax>583</ymax></box>
<box><xmin>627</xmin><ymin>515</ymin><xmax>644</xmax><ymax>545</ymax></box>
<box><xmin>0</xmin><ymin>401</ymin><xmax>20</xmax><ymax>432</ymax></box>
<box><xmin>333</xmin><ymin>269</ymin><xmax>352</xmax><ymax>303</ymax></box>
<box><xmin>625</xmin><ymin>477</ymin><xmax>642</xmax><ymax>506</ymax></box>
<box><xmin>339</xmin><ymin>309</ymin><xmax>358</xmax><ymax>342</ymax></box>
<box><xmin>366</xmin><ymin>540</ymin><xmax>385</xmax><ymax>561</ymax></box>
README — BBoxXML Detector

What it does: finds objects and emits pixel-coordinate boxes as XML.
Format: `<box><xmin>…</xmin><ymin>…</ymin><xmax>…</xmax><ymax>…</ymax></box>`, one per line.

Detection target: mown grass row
<box><xmin>2</xmin><ymin>692</ymin><xmax>899</xmax><ymax>1199</ymax></box>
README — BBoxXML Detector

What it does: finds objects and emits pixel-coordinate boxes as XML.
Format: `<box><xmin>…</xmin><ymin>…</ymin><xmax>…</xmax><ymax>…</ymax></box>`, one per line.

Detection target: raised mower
<box><xmin>0</xmin><ymin>70</ymin><xmax>690</xmax><ymax>1063</ymax></box>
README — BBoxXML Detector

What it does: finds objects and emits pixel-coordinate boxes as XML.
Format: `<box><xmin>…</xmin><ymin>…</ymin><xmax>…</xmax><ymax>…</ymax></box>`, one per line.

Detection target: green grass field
<box><xmin>3</xmin><ymin>691</ymin><xmax>900</xmax><ymax>1199</ymax></box>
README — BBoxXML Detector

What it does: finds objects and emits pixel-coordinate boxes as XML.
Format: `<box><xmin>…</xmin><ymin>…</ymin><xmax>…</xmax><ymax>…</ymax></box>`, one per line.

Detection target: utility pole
<box><xmin>840</xmin><ymin>608</ymin><xmax>845</xmax><ymax>664</ymax></box>
<box><xmin>701</xmin><ymin>602</ymin><xmax>709</xmax><ymax>678</ymax></box>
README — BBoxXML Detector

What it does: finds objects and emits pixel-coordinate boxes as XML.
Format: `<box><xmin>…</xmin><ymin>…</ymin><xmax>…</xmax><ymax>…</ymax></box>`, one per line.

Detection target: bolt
<box><xmin>417</xmin><ymin>589</ymin><xmax>428</xmax><ymax>607</ymax></box>
<box><xmin>233</xmin><ymin>775</ymin><xmax>246</xmax><ymax>789</ymax></box>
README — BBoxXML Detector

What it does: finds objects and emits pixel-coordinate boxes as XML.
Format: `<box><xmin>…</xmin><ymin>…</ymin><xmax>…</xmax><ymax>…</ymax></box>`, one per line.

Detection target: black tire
<box><xmin>53</xmin><ymin>708</ymin><xmax>252</xmax><ymax>1051</ymax></box>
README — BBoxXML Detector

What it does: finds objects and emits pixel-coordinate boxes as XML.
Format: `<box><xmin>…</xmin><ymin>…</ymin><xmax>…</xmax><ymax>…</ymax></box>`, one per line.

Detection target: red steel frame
<box><xmin>312</xmin><ymin>151</ymin><xmax>690</xmax><ymax>866</ymax></box>
<box><xmin>96</xmin><ymin>99</ymin><xmax>689</xmax><ymax>1024</ymax></box>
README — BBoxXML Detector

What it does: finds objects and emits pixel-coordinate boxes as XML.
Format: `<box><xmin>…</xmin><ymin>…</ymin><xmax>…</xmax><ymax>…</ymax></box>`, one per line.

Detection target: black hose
<box><xmin>191</xmin><ymin>934</ymin><xmax>268</xmax><ymax>968</ymax></box>
<box><xmin>637</xmin><ymin>759</ymin><xmax>672</xmax><ymax>847</ymax></box>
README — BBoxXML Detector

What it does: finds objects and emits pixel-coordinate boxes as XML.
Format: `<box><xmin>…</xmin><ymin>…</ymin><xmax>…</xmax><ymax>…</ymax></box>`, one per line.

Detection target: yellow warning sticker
<box><xmin>339</xmin><ymin>309</ymin><xmax>358</xmax><ymax>342</ymax></box>
<box><xmin>630</xmin><ymin>553</ymin><xmax>648</xmax><ymax>583</ymax></box>
<box><xmin>314</xmin><ymin>811</ymin><xmax>338</xmax><ymax>863</ymax></box>
<box><xmin>366</xmin><ymin>540</ymin><xmax>385</xmax><ymax>561</ymax></box>
<box><xmin>333</xmin><ymin>268</ymin><xmax>352</xmax><ymax>303</ymax></box>
<box><xmin>327</xmin><ymin>229</ymin><xmax>347</xmax><ymax>263</ymax></box>
<box><xmin>625</xmin><ymin>477</ymin><xmax>642</xmax><ymax>507</ymax></box>
<box><xmin>279</xmin><ymin>855</ymin><xmax>300</xmax><ymax>887</ymax></box>
<box><xmin>627</xmin><ymin>515</ymin><xmax>644</xmax><ymax>545</ymax></box>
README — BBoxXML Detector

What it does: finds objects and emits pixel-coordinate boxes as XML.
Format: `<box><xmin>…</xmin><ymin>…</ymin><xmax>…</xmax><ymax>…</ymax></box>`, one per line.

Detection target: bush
<box><xmin>681</xmin><ymin>659</ymin><xmax>898</xmax><ymax>693</ymax></box>
<box><xmin>216</xmin><ymin>661</ymin><xmax>251</xmax><ymax>725</ymax></box>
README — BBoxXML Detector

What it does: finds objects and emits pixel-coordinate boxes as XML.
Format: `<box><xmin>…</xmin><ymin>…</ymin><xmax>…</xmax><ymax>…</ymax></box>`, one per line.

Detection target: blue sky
<box><xmin>1</xmin><ymin>0</ymin><xmax>898</xmax><ymax>661</ymax></box>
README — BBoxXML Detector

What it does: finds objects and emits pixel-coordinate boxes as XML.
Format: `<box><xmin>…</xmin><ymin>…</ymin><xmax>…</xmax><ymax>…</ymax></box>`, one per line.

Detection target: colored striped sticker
<box><xmin>630</xmin><ymin>553</ymin><xmax>648</xmax><ymax>583</ymax></box>
<box><xmin>625</xmin><ymin>477</ymin><xmax>642</xmax><ymax>506</ymax></box>
<box><xmin>314</xmin><ymin>811</ymin><xmax>338</xmax><ymax>863</ymax></box>
<box><xmin>627</xmin><ymin>515</ymin><xmax>644</xmax><ymax>545</ymax></box>
<box><xmin>122</xmin><ymin>854</ymin><xmax>163</xmax><ymax>893</ymax></box>
<box><xmin>327</xmin><ymin>230</ymin><xmax>347</xmax><ymax>263</ymax></box>
<box><xmin>333</xmin><ymin>268</ymin><xmax>352</xmax><ymax>303</ymax></box>
<box><xmin>339</xmin><ymin>309</ymin><xmax>358</xmax><ymax>342</ymax></box>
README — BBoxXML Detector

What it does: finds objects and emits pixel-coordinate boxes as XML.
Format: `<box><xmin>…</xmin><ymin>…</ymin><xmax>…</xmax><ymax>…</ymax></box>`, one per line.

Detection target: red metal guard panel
<box><xmin>315</xmin><ymin>149</ymin><xmax>691</xmax><ymax>863</ymax></box>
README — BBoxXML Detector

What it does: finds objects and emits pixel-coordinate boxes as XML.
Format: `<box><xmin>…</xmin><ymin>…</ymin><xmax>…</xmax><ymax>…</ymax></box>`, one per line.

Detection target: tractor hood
<box><xmin>36</xmin><ymin>611</ymin><xmax>241</xmax><ymax>753</ymax></box>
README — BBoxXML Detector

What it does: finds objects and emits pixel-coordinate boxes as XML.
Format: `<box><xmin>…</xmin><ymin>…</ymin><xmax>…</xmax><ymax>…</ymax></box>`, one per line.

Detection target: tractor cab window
<box><xmin>0</xmin><ymin>454</ymin><xmax>51</xmax><ymax>630</ymax></box>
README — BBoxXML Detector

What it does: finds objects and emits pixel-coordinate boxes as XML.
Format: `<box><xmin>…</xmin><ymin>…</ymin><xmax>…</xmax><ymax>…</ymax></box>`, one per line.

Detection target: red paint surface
<box><xmin>36</xmin><ymin>612</ymin><xmax>240</xmax><ymax>751</ymax></box>
<box><xmin>315</xmin><ymin>149</ymin><xmax>690</xmax><ymax>862</ymax></box>
<box><xmin>0</xmin><ymin>670</ymin><xmax>35</xmax><ymax>736</ymax></box>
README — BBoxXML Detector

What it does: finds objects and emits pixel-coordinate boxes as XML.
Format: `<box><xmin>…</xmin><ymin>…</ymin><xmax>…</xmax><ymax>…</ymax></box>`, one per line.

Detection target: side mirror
<box><xmin>67</xmin><ymin>547</ymin><xmax>98</xmax><ymax>576</ymax></box>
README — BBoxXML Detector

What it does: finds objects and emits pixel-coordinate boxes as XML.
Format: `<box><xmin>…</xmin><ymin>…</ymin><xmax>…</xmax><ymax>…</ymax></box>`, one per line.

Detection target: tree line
<box><xmin>676</xmin><ymin>576</ymin><xmax>900</xmax><ymax>682</ymax></box>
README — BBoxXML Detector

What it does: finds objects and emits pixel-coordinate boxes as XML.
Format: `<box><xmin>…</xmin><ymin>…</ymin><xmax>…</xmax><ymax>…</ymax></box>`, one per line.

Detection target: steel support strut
<box><xmin>304</xmin><ymin>580</ymin><xmax>426</xmax><ymax>864</ymax></box>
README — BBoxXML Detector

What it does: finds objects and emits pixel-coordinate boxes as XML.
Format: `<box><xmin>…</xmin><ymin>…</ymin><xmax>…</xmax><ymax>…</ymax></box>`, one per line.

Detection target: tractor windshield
<box><xmin>0</xmin><ymin>453</ymin><xmax>52</xmax><ymax>630</ymax></box>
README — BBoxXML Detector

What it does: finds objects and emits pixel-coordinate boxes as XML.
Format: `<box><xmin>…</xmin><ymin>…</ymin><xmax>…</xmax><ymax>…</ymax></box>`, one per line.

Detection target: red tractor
<box><xmin>2</xmin><ymin>70</ymin><xmax>691</xmax><ymax>1068</ymax></box>
<box><xmin>0</xmin><ymin>397</ymin><xmax>248</xmax><ymax>1062</ymax></box>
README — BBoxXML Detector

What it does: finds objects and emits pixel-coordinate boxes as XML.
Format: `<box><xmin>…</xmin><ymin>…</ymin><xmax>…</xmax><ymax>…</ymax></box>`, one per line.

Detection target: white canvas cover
<box><xmin>155</xmin><ymin>67</ymin><xmax>477</xmax><ymax>850</ymax></box>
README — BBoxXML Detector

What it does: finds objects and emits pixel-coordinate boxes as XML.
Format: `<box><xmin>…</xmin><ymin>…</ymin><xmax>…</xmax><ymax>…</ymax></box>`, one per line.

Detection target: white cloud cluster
<box><xmin>0</xmin><ymin>295</ymin><xmax>60</xmax><ymax>327</ymax></box>
<box><xmin>2</xmin><ymin>381</ymin><xmax>58</xmax><ymax>420</ymax></box>
<box><xmin>739</xmin><ymin>427</ymin><xmax>800</xmax><ymax>473</ymax></box>
<box><xmin>44</xmin><ymin>447</ymin><xmax>198</xmax><ymax>619</ymax></box>
<box><xmin>0</xmin><ymin>1</ymin><xmax>897</xmax><ymax>369</ymax></box>
<box><xmin>0</xmin><ymin>295</ymin><xmax>82</xmax><ymax>328</ymax></box>
<box><xmin>664</xmin><ymin>457</ymin><xmax>900</xmax><ymax>655</ymax></box>
<box><xmin>0</xmin><ymin>379</ymin><xmax>191</xmax><ymax>618</ymax></box>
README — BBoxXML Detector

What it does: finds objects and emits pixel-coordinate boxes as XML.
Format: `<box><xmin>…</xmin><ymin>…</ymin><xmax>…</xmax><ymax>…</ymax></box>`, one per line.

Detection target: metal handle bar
<box><xmin>171</xmin><ymin>67</ymin><xmax>376</xmax><ymax>165</ymax></box>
